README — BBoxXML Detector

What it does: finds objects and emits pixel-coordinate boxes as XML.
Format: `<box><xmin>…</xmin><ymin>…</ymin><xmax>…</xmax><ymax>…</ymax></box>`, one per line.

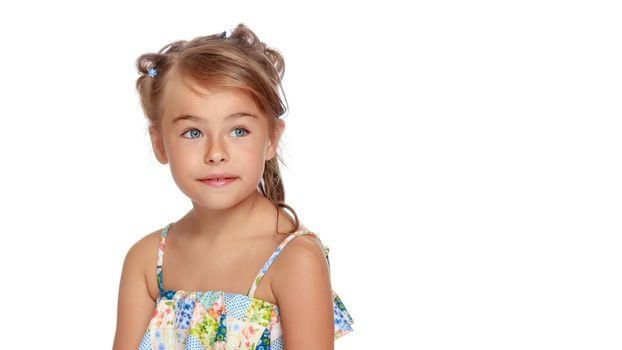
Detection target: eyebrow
<box><xmin>172</xmin><ymin>112</ymin><xmax>258</xmax><ymax>124</ymax></box>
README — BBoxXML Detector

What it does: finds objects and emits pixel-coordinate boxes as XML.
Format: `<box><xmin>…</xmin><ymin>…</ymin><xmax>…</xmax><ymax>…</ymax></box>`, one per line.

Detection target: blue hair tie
<box><xmin>148</xmin><ymin>67</ymin><xmax>157</xmax><ymax>78</ymax></box>
<box><xmin>220</xmin><ymin>30</ymin><xmax>231</xmax><ymax>39</ymax></box>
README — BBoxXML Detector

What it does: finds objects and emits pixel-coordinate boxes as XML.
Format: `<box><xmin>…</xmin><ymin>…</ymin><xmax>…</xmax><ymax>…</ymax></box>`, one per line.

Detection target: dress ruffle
<box><xmin>333</xmin><ymin>291</ymin><xmax>355</xmax><ymax>339</ymax></box>
<box><xmin>140</xmin><ymin>290</ymin><xmax>354</xmax><ymax>349</ymax></box>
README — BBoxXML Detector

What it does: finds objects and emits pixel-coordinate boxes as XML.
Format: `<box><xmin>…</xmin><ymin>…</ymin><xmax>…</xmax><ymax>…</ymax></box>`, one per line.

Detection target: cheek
<box><xmin>166</xmin><ymin>144</ymin><xmax>201</xmax><ymax>176</ymax></box>
<box><xmin>236</xmin><ymin>141</ymin><xmax>267</xmax><ymax>167</ymax></box>
<box><xmin>235</xmin><ymin>133</ymin><xmax>267</xmax><ymax>153</ymax></box>
<box><xmin>229</xmin><ymin>141</ymin><xmax>266</xmax><ymax>179</ymax></box>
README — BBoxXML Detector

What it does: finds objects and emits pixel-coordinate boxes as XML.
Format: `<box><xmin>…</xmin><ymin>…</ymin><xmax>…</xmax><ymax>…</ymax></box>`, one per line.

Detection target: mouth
<box><xmin>198</xmin><ymin>177</ymin><xmax>239</xmax><ymax>187</ymax></box>
<box><xmin>200</xmin><ymin>177</ymin><xmax>237</xmax><ymax>181</ymax></box>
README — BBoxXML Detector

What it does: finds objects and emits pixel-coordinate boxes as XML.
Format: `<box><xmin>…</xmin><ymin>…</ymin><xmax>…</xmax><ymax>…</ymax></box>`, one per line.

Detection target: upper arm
<box><xmin>272</xmin><ymin>235</ymin><xmax>335</xmax><ymax>350</ymax></box>
<box><xmin>112</xmin><ymin>236</ymin><xmax>156</xmax><ymax>350</ymax></box>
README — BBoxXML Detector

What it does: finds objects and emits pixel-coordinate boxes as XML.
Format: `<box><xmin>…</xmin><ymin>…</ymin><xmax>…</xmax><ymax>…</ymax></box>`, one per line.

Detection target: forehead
<box><xmin>161</xmin><ymin>71</ymin><xmax>263</xmax><ymax>123</ymax></box>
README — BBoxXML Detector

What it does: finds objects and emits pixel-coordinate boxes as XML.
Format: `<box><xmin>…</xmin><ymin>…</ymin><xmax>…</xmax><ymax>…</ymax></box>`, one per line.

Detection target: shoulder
<box><xmin>270</xmin><ymin>231</ymin><xmax>335</xmax><ymax>346</ymax></box>
<box><xmin>125</xmin><ymin>228</ymin><xmax>162</xmax><ymax>263</ymax></box>
<box><xmin>271</xmin><ymin>234</ymin><xmax>330</xmax><ymax>302</ymax></box>
<box><xmin>123</xmin><ymin>227</ymin><xmax>164</xmax><ymax>301</ymax></box>
<box><xmin>113</xmin><ymin>228</ymin><xmax>163</xmax><ymax>349</ymax></box>
<box><xmin>279</xmin><ymin>230</ymin><xmax>325</xmax><ymax>265</ymax></box>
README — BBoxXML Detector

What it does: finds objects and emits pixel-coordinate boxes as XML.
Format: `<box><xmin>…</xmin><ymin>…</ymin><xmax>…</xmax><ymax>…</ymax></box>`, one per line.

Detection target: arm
<box><xmin>272</xmin><ymin>234</ymin><xmax>335</xmax><ymax>349</ymax></box>
<box><xmin>112</xmin><ymin>238</ymin><xmax>156</xmax><ymax>350</ymax></box>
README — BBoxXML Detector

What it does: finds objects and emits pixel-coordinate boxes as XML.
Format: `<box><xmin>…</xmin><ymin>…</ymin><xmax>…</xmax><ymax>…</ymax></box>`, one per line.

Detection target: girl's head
<box><xmin>134</xmin><ymin>23</ymin><xmax>299</xmax><ymax>234</ymax></box>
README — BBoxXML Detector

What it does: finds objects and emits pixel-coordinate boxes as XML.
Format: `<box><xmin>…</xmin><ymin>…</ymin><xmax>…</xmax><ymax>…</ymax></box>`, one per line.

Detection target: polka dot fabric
<box><xmin>137</xmin><ymin>331</ymin><xmax>151</xmax><ymax>350</ymax></box>
<box><xmin>138</xmin><ymin>222</ymin><xmax>354</xmax><ymax>349</ymax></box>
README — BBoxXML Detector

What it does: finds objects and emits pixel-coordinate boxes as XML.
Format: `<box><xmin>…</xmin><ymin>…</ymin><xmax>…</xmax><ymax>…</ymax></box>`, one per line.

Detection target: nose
<box><xmin>205</xmin><ymin>137</ymin><xmax>227</xmax><ymax>164</ymax></box>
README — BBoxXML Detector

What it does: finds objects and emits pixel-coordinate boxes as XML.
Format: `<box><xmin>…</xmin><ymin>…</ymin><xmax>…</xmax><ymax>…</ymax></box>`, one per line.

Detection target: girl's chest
<box><xmin>146</xmin><ymin>237</ymin><xmax>282</xmax><ymax>304</ymax></box>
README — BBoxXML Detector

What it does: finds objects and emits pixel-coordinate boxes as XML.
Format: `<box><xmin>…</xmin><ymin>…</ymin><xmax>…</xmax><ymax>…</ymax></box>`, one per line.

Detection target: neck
<box><xmin>180</xmin><ymin>190</ymin><xmax>278</xmax><ymax>242</ymax></box>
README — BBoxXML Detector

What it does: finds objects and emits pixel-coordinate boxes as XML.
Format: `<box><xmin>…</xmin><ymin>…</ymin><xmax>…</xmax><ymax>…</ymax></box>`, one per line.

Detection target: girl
<box><xmin>113</xmin><ymin>23</ymin><xmax>354</xmax><ymax>350</ymax></box>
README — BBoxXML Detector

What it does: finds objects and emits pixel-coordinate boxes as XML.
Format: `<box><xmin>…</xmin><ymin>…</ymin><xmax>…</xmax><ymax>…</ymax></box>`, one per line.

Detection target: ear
<box><xmin>148</xmin><ymin>126</ymin><xmax>169</xmax><ymax>165</ymax></box>
<box><xmin>266</xmin><ymin>118</ymin><xmax>285</xmax><ymax>161</ymax></box>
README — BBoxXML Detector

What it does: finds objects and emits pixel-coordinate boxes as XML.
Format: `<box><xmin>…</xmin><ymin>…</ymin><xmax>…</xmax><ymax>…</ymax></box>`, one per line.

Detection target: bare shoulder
<box><xmin>133</xmin><ymin>228</ymin><xmax>162</xmax><ymax>256</ymax></box>
<box><xmin>112</xmin><ymin>227</ymin><xmax>163</xmax><ymax>350</ymax></box>
<box><xmin>130</xmin><ymin>228</ymin><xmax>161</xmax><ymax>252</ymax></box>
<box><xmin>131</xmin><ymin>228</ymin><xmax>164</xmax><ymax>301</ymax></box>
<box><xmin>117</xmin><ymin>227</ymin><xmax>164</xmax><ymax>308</ymax></box>
<box><xmin>127</xmin><ymin>228</ymin><xmax>161</xmax><ymax>269</ymax></box>
<box><xmin>271</xmin><ymin>232</ymin><xmax>330</xmax><ymax>290</ymax></box>
<box><xmin>270</xmin><ymin>232</ymin><xmax>334</xmax><ymax>349</ymax></box>
<box><xmin>275</xmin><ymin>232</ymin><xmax>327</xmax><ymax>271</ymax></box>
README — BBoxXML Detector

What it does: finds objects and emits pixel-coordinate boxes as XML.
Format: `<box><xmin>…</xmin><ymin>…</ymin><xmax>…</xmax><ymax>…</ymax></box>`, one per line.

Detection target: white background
<box><xmin>1</xmin><ymin>0</ymin><xmax>620</xmax><ymax>349</ymax></box>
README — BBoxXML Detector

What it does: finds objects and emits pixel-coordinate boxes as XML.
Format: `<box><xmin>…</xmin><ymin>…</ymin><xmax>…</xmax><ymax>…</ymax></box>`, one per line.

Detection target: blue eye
<box><xmin>231</xmin><ymin>127</ymin><xmax>250</xmax><ymax>137</ymax></box>
<box><xmin>181</xmin><ymin>127</ymin><xmax>250</xmax><ymax>139</ymax></box>
<box><xmin>182</xmin><ymin>129</ymin><xmax>202</xmax><ymax>139</ymax></box>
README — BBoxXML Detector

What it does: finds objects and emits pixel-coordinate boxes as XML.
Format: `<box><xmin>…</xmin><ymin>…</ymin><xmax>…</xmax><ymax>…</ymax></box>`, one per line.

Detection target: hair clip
<box><xmin>220</xmin><ymin>30</ymin><xmax>231</xmax><ymax>39</ymax></box>
<box><xmin>148</xmin><ymin>66</ymin><xmax>157</xmax><ymax>78</ymax></box>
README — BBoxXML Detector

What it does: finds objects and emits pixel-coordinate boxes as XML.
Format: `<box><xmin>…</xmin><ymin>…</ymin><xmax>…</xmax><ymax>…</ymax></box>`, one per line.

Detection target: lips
<box><xmin>203</xmin><ymin>177</ymin><xmax>236</xmax><ymax>181</ymax></box>
<box><xmin>200</xmin><ymin>174</ymin><xmax>238</xmax><ymax>181</ymax></box>
<box><xmin>199</xmin><ymin>176</ymin><xmax>238</xmax><ymax>187</ymax></box>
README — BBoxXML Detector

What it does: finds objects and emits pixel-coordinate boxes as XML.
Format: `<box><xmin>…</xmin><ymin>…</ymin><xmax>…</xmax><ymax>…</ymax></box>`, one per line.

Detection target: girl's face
<box><xmin>149</xmin><ymin>71</ymin><xmax>284</xmax><ymax>210</ymax></box>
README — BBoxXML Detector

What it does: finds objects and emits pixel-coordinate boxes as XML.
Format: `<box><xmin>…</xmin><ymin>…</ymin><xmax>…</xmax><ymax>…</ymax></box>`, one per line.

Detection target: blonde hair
<box><xmin>135</xmin><ymin>23</ymin><xmax>300</xmax><ymax>234</ymax></box>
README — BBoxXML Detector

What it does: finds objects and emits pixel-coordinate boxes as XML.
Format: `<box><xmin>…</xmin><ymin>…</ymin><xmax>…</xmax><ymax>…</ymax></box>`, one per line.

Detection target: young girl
<box><xmin>113</xmin><ymin>23</ymin><xmax>354</xmax><ymax>350</ymax></box>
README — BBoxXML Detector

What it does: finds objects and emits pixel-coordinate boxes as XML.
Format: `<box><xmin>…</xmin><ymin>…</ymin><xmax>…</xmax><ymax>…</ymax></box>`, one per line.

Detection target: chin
<box><xmin>180</xmin><ymin>177</ymin><xmax>259</xmax><ymax>207</ymax></box>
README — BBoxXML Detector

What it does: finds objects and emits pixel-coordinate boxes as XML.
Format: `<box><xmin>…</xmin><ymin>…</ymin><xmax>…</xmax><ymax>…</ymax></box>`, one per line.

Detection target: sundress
<box><xmin>137</xmin><ymin>222</ymin><xmax>354</xmax><ymax>350</ymax></box>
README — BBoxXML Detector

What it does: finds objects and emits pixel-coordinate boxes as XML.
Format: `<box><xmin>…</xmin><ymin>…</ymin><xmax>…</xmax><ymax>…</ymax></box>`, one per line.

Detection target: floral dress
<box><xmin>137</xmin><ymin>222</ymin><xmax>354</xmax><ymax>350</ymax></box>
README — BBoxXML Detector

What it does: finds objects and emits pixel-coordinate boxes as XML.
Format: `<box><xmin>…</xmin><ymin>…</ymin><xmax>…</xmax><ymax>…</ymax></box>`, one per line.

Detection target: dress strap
<box><xmin>247</xmin><ymin>230</ymin><xmax>331</xmax><ymax>299</ymax></box>
<box><xmin>156</xmin><ymin>222</ymin><xmax>174</xmax><ymax>298</ymax></box>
